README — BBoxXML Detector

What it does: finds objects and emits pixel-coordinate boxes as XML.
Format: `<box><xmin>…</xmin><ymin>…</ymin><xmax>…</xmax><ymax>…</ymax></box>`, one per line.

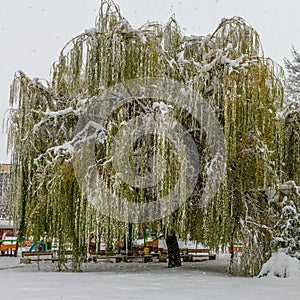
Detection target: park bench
<box><xmin>20</xmin><ymin>250</ymin><xmax>73</xmax><ymax>264</ymax></box>
<box><xmin>0</xmin><ymin>237</ymin><xmax>18</xmax><ymax>257</ymax></box>
<box><xmin>20</xmin><ymin>251</ymin><xmax>54</xmax><ymax>263</ymax></box>
<box><xmin>89</xmin><ymin>253</ymin><xmax>153</xmax><ymax>263</ymax></box>
<box><xmin>179</xmin><ymin>248</ymin><xmax>216</xmax><ymax>261</ymax></box>
<box><xmin>124</xmin><ymin>255</ymin><xmax>153</xmax><ymax>263</ymax></box>
<box><xmin>90</xmin><ymin>255</ymin><xmax>123</xmax><ymax>263</ymax></box>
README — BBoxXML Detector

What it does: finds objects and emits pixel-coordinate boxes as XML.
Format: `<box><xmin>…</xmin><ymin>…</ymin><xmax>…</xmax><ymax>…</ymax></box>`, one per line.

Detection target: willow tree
<box><xmin>8</xmin><ymin>0</ymin><xmax>284</xmax><ymax>274</ymax></box>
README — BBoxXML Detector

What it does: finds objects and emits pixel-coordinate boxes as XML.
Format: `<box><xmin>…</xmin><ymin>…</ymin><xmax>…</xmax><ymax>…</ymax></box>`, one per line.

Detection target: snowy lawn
<box><xmin>0</xmin><ymin>254</ymin><xmax>299</xmax><ymax>300</ymax></box>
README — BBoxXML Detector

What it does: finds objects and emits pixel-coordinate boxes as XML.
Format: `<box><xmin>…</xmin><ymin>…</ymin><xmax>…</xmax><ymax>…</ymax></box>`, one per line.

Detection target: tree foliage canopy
<box><xmin>8</xmin><ymin>0</ymin><xmax>289</xmax><ymax>275</ymax></box>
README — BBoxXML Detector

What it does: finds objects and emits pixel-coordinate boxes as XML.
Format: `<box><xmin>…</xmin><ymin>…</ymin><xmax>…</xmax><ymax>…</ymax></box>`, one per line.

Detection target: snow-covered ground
<box><xmin>0</xmin><ymin>254</ymin><xmax>299</xmax><ymax>300</ymax></box>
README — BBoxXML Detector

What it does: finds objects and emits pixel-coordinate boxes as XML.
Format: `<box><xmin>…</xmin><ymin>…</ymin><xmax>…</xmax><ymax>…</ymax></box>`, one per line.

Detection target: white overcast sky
<box><xmin>1</xmin><ymin>0</ymin><xmax>300</xmax><ymax>163</ymax></box>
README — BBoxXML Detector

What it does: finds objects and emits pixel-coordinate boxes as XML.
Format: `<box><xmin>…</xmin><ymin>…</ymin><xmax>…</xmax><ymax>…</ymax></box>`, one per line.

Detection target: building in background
<box><xmin>0</xmin><ymin>163</ymin><xmax>11</xmax><ymax>220</ymax></box>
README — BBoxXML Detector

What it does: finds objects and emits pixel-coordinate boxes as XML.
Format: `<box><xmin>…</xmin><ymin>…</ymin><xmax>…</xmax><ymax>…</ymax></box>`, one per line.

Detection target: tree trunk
<box><xmin>229</xmin><ymin>223</ymin><xmax>236</xmax><ymax>274</ymax></box>
<box><xmin>166</xmin><ymin>231</ymin><xmax>181</xmax><ymax>268</ymax></box>
<box><xmin>128</xmin><ymin>223</ymin><xmax>133</xmax><ymax>251</ymax></box>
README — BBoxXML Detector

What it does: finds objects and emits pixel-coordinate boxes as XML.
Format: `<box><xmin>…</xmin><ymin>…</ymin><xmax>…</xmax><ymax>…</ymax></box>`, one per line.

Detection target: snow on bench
<box><xmin>179</xmin><ymin>248</ymin><xmax>216</xmax><ymax>261</ymax></box>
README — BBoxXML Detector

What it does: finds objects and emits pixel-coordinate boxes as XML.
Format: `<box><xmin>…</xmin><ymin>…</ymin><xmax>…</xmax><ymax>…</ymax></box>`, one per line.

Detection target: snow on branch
<box><xmin>33</xmin><ymin>120</ymin><xmax>106</xmax><ymax>167</ymax></box>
